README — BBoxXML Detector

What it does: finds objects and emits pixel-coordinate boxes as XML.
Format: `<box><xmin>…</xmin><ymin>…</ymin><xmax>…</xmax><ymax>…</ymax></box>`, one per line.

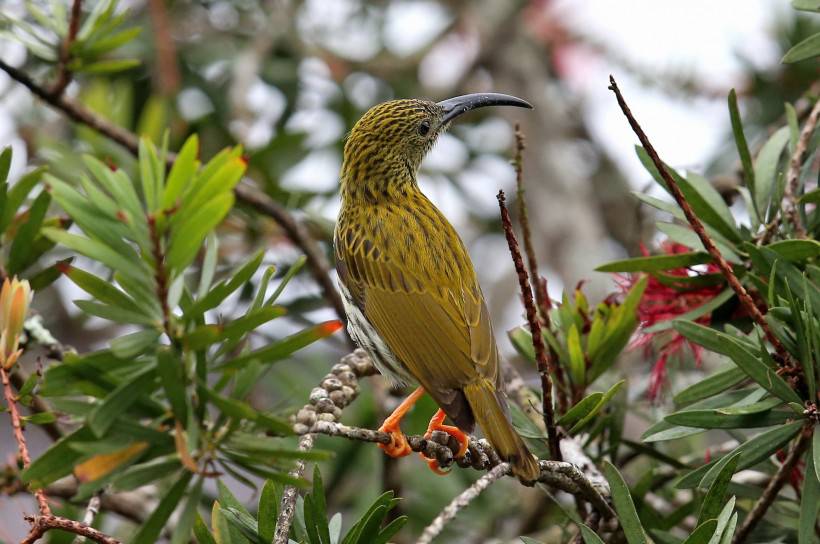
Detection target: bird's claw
<box><xmin>378</xmin><ymin>424</ymin><xmax>413</xmax><ymax>458</ymax></box>
<box><xmin>419</xmin><ymin>409</ymin><xmax>470</xmax><ymax>475</ymax></box>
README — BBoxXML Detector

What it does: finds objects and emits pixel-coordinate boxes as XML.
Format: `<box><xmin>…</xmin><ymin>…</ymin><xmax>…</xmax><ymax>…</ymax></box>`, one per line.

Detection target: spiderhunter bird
<box><xmin>334</xmin><ymin>93</ymin><xmax>540</xmax><ymax>481</ymax></box>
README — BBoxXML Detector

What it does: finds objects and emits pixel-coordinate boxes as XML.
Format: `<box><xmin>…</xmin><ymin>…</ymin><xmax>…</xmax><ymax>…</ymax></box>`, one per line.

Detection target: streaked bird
<box><xmin>334</xmin><ymin>93</ymin><xmax>540</xmax><ymax>481</ymax></box>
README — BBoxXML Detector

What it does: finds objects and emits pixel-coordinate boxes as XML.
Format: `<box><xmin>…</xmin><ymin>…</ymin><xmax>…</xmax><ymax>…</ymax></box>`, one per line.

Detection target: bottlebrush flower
<box><xmin>0</xmin><ymin>277</ymin><xmax>32</xmax><ymax>370</ymax></box>
<box><xmin>616</xmin><ymin>242</ymin><xmax>724</xmax><ymax>401</ymax></box>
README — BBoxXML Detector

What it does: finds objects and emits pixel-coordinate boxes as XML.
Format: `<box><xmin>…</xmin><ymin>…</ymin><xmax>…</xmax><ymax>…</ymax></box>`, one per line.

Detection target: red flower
<box><xmin>617</xmin><ymin>241</ymin><xmax>724</xmax><ymax>401</ymax></box>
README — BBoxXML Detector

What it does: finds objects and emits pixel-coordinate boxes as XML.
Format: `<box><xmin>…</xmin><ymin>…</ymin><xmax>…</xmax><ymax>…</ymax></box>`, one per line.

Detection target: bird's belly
<box><xmin>338</xmin><ymin>281</ymin><xmax>415</xmax><ymax>386</ymax></box>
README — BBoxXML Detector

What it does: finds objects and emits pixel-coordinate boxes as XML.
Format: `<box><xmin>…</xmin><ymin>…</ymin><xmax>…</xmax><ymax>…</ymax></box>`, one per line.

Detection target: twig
<box><xmin>50</xmin><ymin>0</ymin><xmax>83</xmax><ymax>97</ymax></box>
<box><xmin>1</xmin><ymin>366</ymin><xmax>50</xmax><ymax>516</ymax></box>
<box><xmin>416</xmin><ymin>463</ymin><xmax>511</xmax><ymax>544</ymax></box>
<box><xmin>298</xmin><ymin>421</ymin><xmax>614</xmax><ymax>521</ymax></box>
<box><xmin>512</xmin><ymin>125</ymin><xmax>568</xmax><ymax>414</ymax></box>
<box><xmin>22</xmin><ymin>515</ymin><xmax>120</xmax><ymax>544</ymax></box>
<box><xmin>146</xmin><ymin>0</ymin><xmax>180</xmax><ymax>95</ymax></box>
<box><xmin>71</xmin><ymin>492</ymin><xmax>102</xmax><ymax>544</ymax></box>
<box><xmin>783</xmin><ymin>94</ymin><xmax>820</xmax><ymax>238</ymax></box>
<box><xmin>273</xmin><ymin>433</ymin><xmax>313</xmax><ymax>544</ymax></box>
<box><xmin>0</xmin><ymin>59</ymin><xmax>349</xmax><ymax>333</ymax></box>
<box><xmin>497</xmin><ymin>190</ymin><xmax>561</xmax><ymax>461</ymax></box>
<box><xmin>274</xmin><ymin>350</ymin><xmax>376</xmax><ymax>543</ymax></box>
<box><xmin>732</xmin><ymin>428</ymin><xmax>811</xmax><ymax>544</ymax></box>
<box><xmin>607</xmin><ymin>76</ymin><xmax>796</xmax><ymax>371</ymax></box>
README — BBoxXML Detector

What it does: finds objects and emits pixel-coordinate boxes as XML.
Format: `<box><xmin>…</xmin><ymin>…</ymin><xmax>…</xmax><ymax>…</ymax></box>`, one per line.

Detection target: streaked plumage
<box><xmin>335</xmin><ymin>96</ymin><xmax>540</xmax><ymax>481</ymax></box>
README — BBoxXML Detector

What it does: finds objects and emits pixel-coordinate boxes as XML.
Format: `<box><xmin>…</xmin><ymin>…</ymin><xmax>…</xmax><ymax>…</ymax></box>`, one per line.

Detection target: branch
<box><xmin>607</xmin><ymin>76</ymin><xmax>796</xmax><ymax>371</ymax></box>
<box><xmin>416</xmin><ymin>462</ymin><xmax>510</xmax><ymax>544</ymax></box>
<box><xmin>0</xmin><ymin>59</ymin><xmax>349</xmax><ymax>335</ymax></box>
<box><xmin>1</xmin><ymin>366</ymin><xmax>50</xmax><ymax>516</ymax></box>
<box><xmin>22</xmin><ymin>514</ymin><xmax>120</xmax><ymax>544</ymax></box>
<box><xmin>50</xmin><ymin>0</ymin><xmax>83</xmax><ymax>97</ymax></box>
<box><xmin>274</xmin><ymin>350</ymin><xmax>377</xmax><ymax>544</ymax></box>
<box><xmin>733</xmin><ymin>428</ymin><xmax>810</xmax><ymax>543</ymax></box>
<box><xmin>497</xmin><ymin>190</ymin><xmax>561</xmax><ymax>461</ymax></box>
<box><xmin>512</xmin><ymin>125</ymin><xmax>568</xmax><ymax>413</ymax></box>
<box><xmin>71</xmin><ymin>492</ymin><xmax>102</xmax><ymax>544</ymax></box>
<box><xmin>783</xmin><ymin>95</ymin><xmax>820</xmax><ymax>238</ymax></box>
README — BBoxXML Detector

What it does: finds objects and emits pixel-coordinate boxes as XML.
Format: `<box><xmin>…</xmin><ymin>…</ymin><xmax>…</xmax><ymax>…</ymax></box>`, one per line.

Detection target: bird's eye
<box><xmin>417</xmin><ymin>121</ymin><xmax>430</xmax><ymax>136</ymax></box>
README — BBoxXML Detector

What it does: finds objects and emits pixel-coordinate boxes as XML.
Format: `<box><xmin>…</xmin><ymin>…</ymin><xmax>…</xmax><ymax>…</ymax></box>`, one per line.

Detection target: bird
<box><xmin>334</xmin><ymin>93</ymin><xmax>540</xmax><ymax>482</ymax></box>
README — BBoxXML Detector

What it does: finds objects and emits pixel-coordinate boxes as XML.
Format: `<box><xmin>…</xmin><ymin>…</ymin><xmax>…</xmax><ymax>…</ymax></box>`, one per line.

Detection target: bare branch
<box><xmin>417</xmin><ymin>463</ymin><xmax>511</xmax><ymax>544</ymax></box>
<box><xmin>1</xmin><ymin>366</ymin><xmax>50</xmax><ymax>516</ymax></box>
<box><xmin>71</xmin><ymin>493</ymin><xmax>102</xmax><ymax>544</ymax></box>
<box><xmin>783</xmin><ymin>94</ymin><xmax>820</xmax><ymax>237</ymax></box>
<box><xmin>273</xmin><ymin>433</ymin><xmax>314</xmax><ymax>544</ymax></box>
<box><xmin>512</xmin><ymin>125</ymin><xmax>568</xmax><ymax>413</ymax></box>
<box><xmin>607</xmin><ymin>75</ymin><xmax>797</xmax><ymax>372</ymax></box>
<box><xmin>497</xmin><ymin>190</ymin><xmax>561</xmax><ymax>461</ymax></box>
<box><xmin>22</xmin><ymin>514</ymin><xmax>120</xmax><ymax>544</ymax></box>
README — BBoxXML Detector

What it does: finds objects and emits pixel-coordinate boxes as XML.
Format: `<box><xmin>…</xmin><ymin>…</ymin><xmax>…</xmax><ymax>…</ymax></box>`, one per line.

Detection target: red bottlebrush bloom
<box><xmin>617</xmin><ymin>241</ymin><xmax>725</xmax><ymax>401</ymax></box>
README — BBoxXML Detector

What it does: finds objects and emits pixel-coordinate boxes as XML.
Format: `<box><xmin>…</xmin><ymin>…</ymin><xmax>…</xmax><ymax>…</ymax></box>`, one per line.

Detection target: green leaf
<box><xmin>74</xmin><ymin>299</ymin><xmax>158</xmax><ymax>326</ymax></box>
<box><xmin>595</xmin><ymin>252</ymin><xmax>711</xmax><ymax>273</ymax></box>
<box><xmin>60</xmin><ymin>264</ymin><xmax>147</xmax><ymax>314</ymax></box>
<box><xmin>602</xmin><ymin>460</ymin><xmax>647</xmax><ymax>544</ymax></box>
<box><xmin>691</xmin><ymin>421</ymin><xmax>804</xmax><ymax>489</ymax></box>
<box><xmin>219</xmin><ymin>321</ymin><xmax>342</xmax><ymax>370</ymax></box>
<box><xmin>131</xmin><ymin>471</ymin><xmax>193</xmax><ymax>544</ymax></box>
<box><xmin>682</xmin><ymin>520</ymin><xmax>718</xmax><ymax>544</ymax></box>
<box><xmin>558</xmin><ymin>392</ymin><xmax>603</xmax><ymax>427</ymax></box>
<box><xmin>156</xmin><ymin>347</ymin><xmax>188</xmax><ymax>423</ymax></box>
<box><xmin>753</xmin><ymin>126</ymin><xmax>790</xmax><ymax>217</ymax></box>
<box><xmin>259</xmin><ymin>479</ymin><xmax>283</xmax><ymax>543</ymax></box>
<box><xmin>674</xmin><ymin>365</ymin><xmax>746</xmax><ymax>407</ymax></box>
<box><xmin>664</xmin><ymin>408</ymin><xmax>792</xmax><ymax>429</ymax></box>
<box><xmin>656</xmin><ymin>223</ymin><xmax>741</xmax><ymax>263</ymax></box>
<box><xmin>783</xmin><ymin>32</ymin><xmax>820</xmax><ymax>63</ymax></box>
<box><xmin>110</xmin><ymin>329</ymin><xmax>160</xmax><ymax>358</ymax></box>
<box><xmin>0</xmin><ymin>146</ymin><xmax>11</xmax><ymax>183</ymax></box>
<box><xmin>88</xmin><ymin>365</ymin><xmax>157</xmax><ymax>437</ymax></box>
<box><xmin>139</xmin><ymin>138</ymin><xmax>161</xmax><ymax>212</ymax></box>
<box><xmin>567</xmin><ymin>324</ymin><xmax>585</xmax><ymax>385</ymax></box>
<box><xmin>3</xmin><ymin>166</ymin><xmax>45</xmax><ymax>232</ymax></box>
<box><xmin>766</xmin><ymin>239</ymin><xmax>820</xmax><ymax>262</ymax></box>
<box><xmin>728</xmin><ymin>90</ymin><xmax>754</xmax><ymax>212</ymax></box>
<box><xmin>171</xmin><ymin>477</ymin><xmax>204</xmax><ymax>544</ymax></box>
<box><xmin>579</xmin><ymin>524</ymin><xmax>605</xmax><ymax>544</ymax></box>
<box><xmin>164</xmin><ymin>134</ymin><xmax>200</xmax><ymax>209</ymax></box>
<box><xmin>42</xmin><ymin>227</ymin><xmax>149</xmax><ymax>284</ymax></box>
<box><xmin>167</xmin><ymin>192</ymin><xmax>234</xmax><ymax>274</ymax></box>
<box><xmin>569</xmin><ymin>380</ymin><xmax>625</xmax><ymax>434</ymax></box>
<box><xmin>186</xmin><ymin>250</ymin><xmax>265</xmax><ymax>318</ymax></box>
<box><xmin>681</xmin><ymin>171</ymin><xmax>740</xmax><ymax>243</ymax></box>
<box><xmin>77</xmin><ymin>58</ymin><xmax>141</xmax><ymax>73</ymax></box>
<box><xmin>793</xmin><ymin>0</ymin><xmax>820</xmax><ymax>10</ymax></box>
<box><xmin>673</xmin><ymin>321</ymin><xmax>803</xmax><ymax>405</ymax></box>
<box><xmin>8</xmin><ymin>190</ymin><xmax>51</xmax><ymax>275</ymax></box>
<box><xmin>194</xmin><ymin>514</ymin><xmax>218</xmax><ymax>544</ymax></box>
<box><xmin>266</xmin><ymin>256</ymin><xmax>307</xmax><ymax>305</ymax></box>
<box><xmin>814</xmin><ymin>429</ymin><xmax>820</xmax><ymax>484</ymax></box>
<box><xmin>698</xmin><ymin>452</ymin><xmax>739</xmax><ymax>525</ymax></box>
<box><xmin>111</xmin><ymin>456</ymin><xmax>181</xmax><ymax>491</ymax></box>
<box><xmin>644</xmin><ymin>288</ymin><xmax>733</xmax><ymax>334</ymax></box>
<box><xmin>800</xmin><ymin>443</ymin><xmax>820</xmax><ymax>544</ymax></box>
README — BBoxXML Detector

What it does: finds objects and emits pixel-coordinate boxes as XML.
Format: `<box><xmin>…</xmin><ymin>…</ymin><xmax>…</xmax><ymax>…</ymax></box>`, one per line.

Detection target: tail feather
<box><xmin>463</xmin><ymin>380</ymin><xmax>540</xmax><ymax>482</ymax></box>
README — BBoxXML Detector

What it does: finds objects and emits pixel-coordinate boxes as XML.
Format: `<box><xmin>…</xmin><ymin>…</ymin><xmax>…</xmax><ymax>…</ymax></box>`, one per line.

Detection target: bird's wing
<box><xmin>335</xmin><ymin>214</ymin><xmax>499</xmax><ymax>429</ymax></box>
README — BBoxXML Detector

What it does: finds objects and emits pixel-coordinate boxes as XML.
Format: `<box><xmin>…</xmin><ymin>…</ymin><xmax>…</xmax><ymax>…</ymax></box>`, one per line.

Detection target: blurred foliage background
<box><xmin>0</xmin><ymin>0</ymin><xmax>819</xmax><ymax>543</ymax></box>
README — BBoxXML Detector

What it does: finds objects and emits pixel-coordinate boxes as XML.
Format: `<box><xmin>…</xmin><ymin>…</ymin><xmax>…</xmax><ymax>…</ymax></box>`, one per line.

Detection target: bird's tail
<box><xmin>463</xmin><ymin>379</ymin><xmax>540</xmax><ymax>482</ymax></box>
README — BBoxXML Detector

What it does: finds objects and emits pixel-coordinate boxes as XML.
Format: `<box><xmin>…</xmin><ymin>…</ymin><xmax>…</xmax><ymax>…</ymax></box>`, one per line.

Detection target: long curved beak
<box><xmin>436</xmin><ymin>93</ymin><xmax>533</xmax><ymax>126</ymax></box>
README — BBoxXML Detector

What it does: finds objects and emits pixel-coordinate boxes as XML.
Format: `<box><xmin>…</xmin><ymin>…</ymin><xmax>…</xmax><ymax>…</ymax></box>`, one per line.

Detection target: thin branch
<box><xmin>497</xmin><ymin>190</ymin><xmax>561</xmax><ymax>461</ymax></box>
<box><xmin>416</xmin><ymin>462</ymin><xmax>510</xmax><ymax>544</ymax></box>
<box><xmin>274</xmin><ymin>350</ymin><xmax>377</xmax><ymax>544</ymax></box>
<box><xmin>732</xmin><ymin>428</ymin><xmax>811</xmax><ymax>544</ymax></box>
<box><xmin>1</xmin><ymin>366</ymin><xmax>50</xmax><ymax>516</ymax></box>
<box><xmin>273</xmin><ymin>433</ymin><xmax>313</xmax><ymax>544</ymax></box>
<box><xmin>22</xmin><ymin>514</ymin><xmax>120</xmax><ymax>544</ymax></box>
<box><xmin>512</xmin><ymin>125</ymin><xmax>568</xmax><ymax>414</ymax></box>
<box><xmin>146</xmin><ymin>0</ymin><xmax>180</xmax><ymax>95</ymax></box>
<box><xmin>71</xmin><ymin>492</ymin><xmax>102</xmax><ymax>544</ymax></box>
<box><xmin>50</xmin><ymin>0</ymin><xmax>83</xmax><ymax>97</ymax></box>
<box><xmin>607</xmin><ymin>75</ymin><xmax>796</xmax><ymax>372</ymax></box>
<box><xmin>783</xmin><ymin>95</ymin><xmax>820</xmax><ymax>238</ymax></box>
<box><xmin>0</xmin><ymin>59</ymin><xmax>349</xmax><ymax>335</ymax></box>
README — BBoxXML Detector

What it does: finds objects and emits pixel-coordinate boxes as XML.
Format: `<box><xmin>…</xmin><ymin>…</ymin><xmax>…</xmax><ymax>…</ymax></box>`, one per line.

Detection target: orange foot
<box><xmin>377</xmin><ymin>387</ymin><xmax>425</xmax><ymax>458</ymax></box>
<box><xmin>420</xmin><ymin>409</ymin><xmax>470</xmax><ymax>475</ymax></box>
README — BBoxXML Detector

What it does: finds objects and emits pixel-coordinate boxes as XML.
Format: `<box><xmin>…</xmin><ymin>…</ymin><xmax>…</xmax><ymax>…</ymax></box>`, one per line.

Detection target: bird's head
<box><xmin>340</xmin><ymin>93</ymin><xmax>532</xmax><ymax>202</ymax></box>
